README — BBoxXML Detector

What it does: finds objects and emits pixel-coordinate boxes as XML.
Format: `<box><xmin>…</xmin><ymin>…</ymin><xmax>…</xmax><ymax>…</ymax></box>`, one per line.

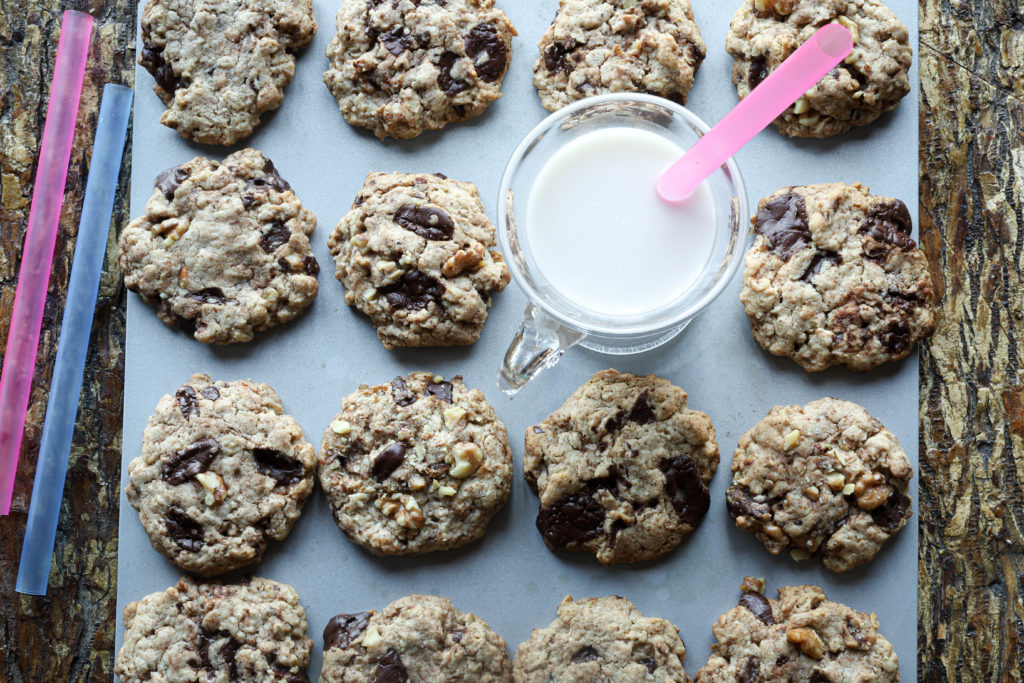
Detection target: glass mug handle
<box><xmin>497</xmin><ymin>303</ymin><xmax>585</xmax><ymax>394</ymax></box>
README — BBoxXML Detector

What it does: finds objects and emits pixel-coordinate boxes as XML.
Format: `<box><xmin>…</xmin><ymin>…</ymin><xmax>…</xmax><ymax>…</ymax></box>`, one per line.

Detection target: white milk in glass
<box><xmin>527</xmin><ymin>127</ymin><xmax>716</xmax><ymax>317</ymax></box>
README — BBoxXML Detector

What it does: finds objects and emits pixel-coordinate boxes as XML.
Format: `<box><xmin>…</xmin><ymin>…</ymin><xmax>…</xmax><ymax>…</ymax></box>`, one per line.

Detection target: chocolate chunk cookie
<box><xmin>323</xmin><ymin>0</ymin><xmax>516</xmax><ymax>139</ymax></box>
<box><xmin>126</xmin><ymin>374</ymin><xmax>316</xmax><ymax>576</ymax></box>
<box><xmin>513</xmin><ymin>596</ymin><xmax>693</xmax><ymax>681</ymax></box>
<box><xmin>119</xmin><ymin>149</ymin><xmax>319</xmax><ymax>345</ymax></box>
<box><xmin>740</xmin><ymin>183</ymin><xmax>936</xmax><ymax>372</ymax></box>
<box><xmin>328</xmin><ymin>172</ymin><xmax>510</xmax><ymax>349</ymax></box>
<box><xmin>727</xmin><ymin>398</ymin><xmax>913</xmax><ymax>572</ymax></box>
<box><xmin>115</xmin><ymin>576</ymin><xmax>313</xmax><ymax>682</ymax></box>
<box><xmin>726</xmin><ymin>0</ymin><xmax>911</xmax><ymax>137</ymax></box>
<box><xmin>318</xmin><ymin>372</ymin><xmax>512</xmax><ymax>555</ymax></box>
<box><xmin>533</xmin><ymin>0</ymin><xmax>706</xmax><ymax>111</ymax></box>
<box><xmin>138</xmin><ymin>0</ymin><xmax>316</xmax><ymax>145</ymax></box>
<box><xmin>320</xmin><ymin>594</ymin><xmax>511</xmax><ymax>681</ymax></box>
<box><xmin>524</xmin><ymin>370</ymin><xmax>719</xmax><ymax>565</ymax></box>
<box><xmin>695</xmin><ymin>578</ymin><xmax>900</xmax><ymax>681</ymax></box>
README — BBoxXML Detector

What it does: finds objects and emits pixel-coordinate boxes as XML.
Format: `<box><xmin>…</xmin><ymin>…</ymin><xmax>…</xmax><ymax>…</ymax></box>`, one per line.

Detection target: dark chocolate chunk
<box><xmin>859</xmin><ymin>199</ymin><xmax>915</xmax><ymax>250</ymax></box>
<box><xmin>324</xmin><ymin>612</ymin><xmax>372</xmax><ymax>650</ymax></box>
<box><xmin>887</xmin><ymin>291</ymin><xmax>918</xmax><ymax>314</ymax></box>
<box><xmin>242</xmin><ymin>193</ymin><xmax>255</xmax><ymax>209</ymax></box>
<box><xmin>279</xmin><ymin>258</ymin><xmax>293</xmax><ymax>273</ymax></box>
<box><xmin>754</xmin><ymin>192</ymin><xmax>811</xmax><ymax>260</ymax></box>
<box><xmin>140</xmin><ymin>41</ymin><xmax>184</xmax><ymax>94</ymax></box>
<box><xmin>247</xmin><ymin>156</ymin><xmax>293</xmax><ymax>193</ymax></box>
<box><xmin>726</xmin><ymin>486</ymin><xmax>771</xmax><ymax>520</ymax></box>
<box><xmin>394</xmin><ymin>205</ymin><xmax>455</xmax><ymax>240</ymax></box>
<box><xmin>464</xmin><ymin>23</ymin><xmax>508</xmax><ymax>82</ymax></box>
<box><xmin>434</xmin><ymin>172</ymin><xmax>448</xmax><ymax>179</ymax></box>
<box><xmin>532</xmin><ymin>426</ymin><xmax>545</xmax><ymax>434</ymax></box>
<box><xmin>381</xmin><ymin>28</ymin><xmax>411</xmax><ymax>55</ymax></box>
<box><xmin>175</xmin><ymin>385</ymin><xmax>200</xmax><ymax>419</ymax></box>
<box><xmin>449</xmin><ymin>629</ymin><xmax>464</xmax><ymax>643</ymax></box>
<box><xmin>739</xmin><ymin>591</ymin><xmax>776</xmax><ymax>625</ymax></box>
<box><xmin>628</xmin><ymin>394</ymin><xmax>656</xmax><ymax>424</ymax></box>
<box><xmin>775</xmin><ymin>654</ymin><xmax>790</xmax><ymax>666</ymax></box>
<box><xmin>536</xmin><ymin>493</ymin><xmax>605</xmax><ymax>550</ymax></box>
<box><xmin>303</xmin><ymin>255</ymin><xmax>320</xmax><ymax>276</ymax></box>
<box><xmin>219</xmin><ymin>637</ymin><xmax>241</xmax><ymax>680</ymax></box>
<box><xmin>437</xmin><ymin>51</ymin><xmax>470</xmax><ymax>96</ymax></box>
<box><xmin>155</xmin><ymin>165</ymin><xmax>189</xmax><ymax>200</ymax></box>
<box><xmin>738</xmin><ymin>656</ymin><xmax>761</xmax><ymax>683</ymax></box>
<box><xmin>572</xmin><ymin>645</ymin><xmax>599</xmax><ymax>663</ymax></box>
<box><xmin>748</xmin><ymin>56</ymin><xmax>769</xmax><ymax>90</ymax></box>
<box><xmin>879</xmin><ymin>319</ymin><xmax>912</xmax><ymax>353</ymax></box>
<box><xmin>658</xmin><ymin>455</ymin><xmax>710</xmax><ymax>526</ymax></box>
<box><xmin>201</xmin><ymin>386</ymin><xmax>220</xmax><ymax>401</ymax></box>
<box><xmin>372</xmin><ymin>442</ymin><xmax>406</xmax><ymax>481</ymax></box>
<box><xmin>800</xmin><ymin>250</ymin><xmax>840</xmax><ymax>282</ymax></box>
<box><xmin>870</xmin><ymin>490</ymin><xmax>911</xmax><ymax>531</ymax></box>
<box><xmin>165</xmin><ymin>505</ymin><xmax>204</xmax><ymax>552</ymax></box>
<box><xmin>639</xmin><ymin>657</ymin><xmax>657</xmax><ymax>673</ymax></box>
<box><xmin>261</xmin><ymin>222</ymin><xmax>292</xmax><ymax>253</ymax></box>
<box><xmin>375</xmin><ymin>649</ymin><xmax>408</xmax><ymax>683</ymax></box>
<box><xmin>602</xmin><ymin>410</ymin><xmax>626</xmax><ymax>434</ymax></box>
<box><xmin>391</xmin><ymin>376</ymin><xmax>417</xmax><ymax>406</ymax></box>
<box><xmin>198</xmin><ymin>629</ymin><xmax>241</xmax><ymax>679</ymax></box>
<box><xmin>380</xmin><ymin>270</ymin><xmax>445</xmax><ymax>310</ymax></box>
<box><xmin>809</xmin><ymin>673</ymin><xmax>831</xmax><ymax>683</ymax></box>
<box><xmin>845</xmin><ymin>619</ymin><xmax>871</xmax><ymax>650</ymax></box>
<box><xmin>254</xmin><ymin>448</ymin><xmax>305</xmax><ymax>487</ymax></box>
<box><xmin>543</xmin><ymin>39</ymin><xmax>578</xmax><ymax>73</ymax></box>
<box><xmin>163</xmin><ymin>438</ymin><xmax>221</xmax><ymax>485</ymax></box>
<box><xmin>187</xmin><ymin>288</ymin><xmax>227</xmax><ymax>305</ymax></box>
<box><xmin>425</xmin><ymin>380</ymin><xmax>453</xmax><ymax>403</ymax></box>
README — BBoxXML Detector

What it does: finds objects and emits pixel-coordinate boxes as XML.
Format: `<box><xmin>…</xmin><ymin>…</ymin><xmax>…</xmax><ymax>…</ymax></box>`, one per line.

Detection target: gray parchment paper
<box><xmin>119</xmin><ymin>0</ymin><xmax>919</xmax><ymax>678</ymax></box>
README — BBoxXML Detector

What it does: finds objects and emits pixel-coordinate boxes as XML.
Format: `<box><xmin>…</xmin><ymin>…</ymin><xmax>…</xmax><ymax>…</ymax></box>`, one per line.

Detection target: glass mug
<box><xmin>496</xmin><ymin>93</ymin><xmax>749</xmax><ymax>393</ymax></box>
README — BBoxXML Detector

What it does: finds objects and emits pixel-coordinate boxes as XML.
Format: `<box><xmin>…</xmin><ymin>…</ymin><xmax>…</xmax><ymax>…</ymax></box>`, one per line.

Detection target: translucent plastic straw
<box><xmin>0</xmin><ymin>11</ymin><xmax>93</xmax><ymax>515</ymax></box>
<box><xmin>16</xmin><ymin>85</ymin><xmax>132</xmax><ymax>595</ymax></box>
<box><xmin>657</xmin><ymin>23</ymin><xmax>853</xmax><ymax>203</ymax></box>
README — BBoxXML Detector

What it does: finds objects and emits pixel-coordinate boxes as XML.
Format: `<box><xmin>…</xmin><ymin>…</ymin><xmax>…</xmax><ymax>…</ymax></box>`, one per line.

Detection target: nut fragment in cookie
<box><xmin>323</xmin><ymin>0</ymin><xmax>516</xmax><ymax>140</ymax></box>
<box><xmin>725</xmin><ymin>0</ymin><xmax>912</xmax><ymax>138</ymax></box>
<box><xmin>727</xmin><ymin>397</ymin><xmax>913</xmax><ymax>572</ymax></box>
<box><xmin>513</xmin><ymin>596</ymin><xmax>692</xmax><ymax>681</ymax></box>
<box><xmin>740</xmin><ymin>182</ymin><xmax>936</xmax><ymax>372</ymax></box>
<box><xmin>115</xmin><ymin>576</ymin><xmax>312</xmax><ymax>683</ymax></box>
<box><xmin>695</xmin><ymin>579</ymin><xmax>899</xmax><ymax>681</ymax></box>
<box><xmin>532</xmin><ymin>0</ymin><xmax>706</xmax><ymax>111</ymax></box>
<box><xmin>119</xmin><ymin>149</ymin><xmax>319</xmax><ymax>345</ymax></box>
<box><xmin>318</xmin><ymin>372</ymin><xmax>512</xmax><ymax>555</ymax></box>
<box><xmin>320</xmin><ymin>594</ymin><xmax>511</xmax><ymax>682</ymax></box>
<box><xmin>524</xmin><ymin>369</ymin><xmax>719</xmax><ymax>565</ymax></box>
<box><xmin>328</xmin><ymin>172</ymin><xmax>510</xmax><ymax>349</ymax></box>
<box><xmin>125</xmin><ymin>374</ymin><xmax>316</xmax><ymax>576</ymax></box>
<box><xmin>138</xmin><ymin>0</ymin><xmax>316</xmax><ymax>145</ymax></box>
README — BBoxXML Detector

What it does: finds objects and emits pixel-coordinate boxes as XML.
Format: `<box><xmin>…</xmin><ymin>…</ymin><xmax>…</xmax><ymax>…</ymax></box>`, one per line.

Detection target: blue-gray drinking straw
<box><xmin>16</xmin><ymin>84</ymin><xmax>132</xmax><ymax>596</ymax></box>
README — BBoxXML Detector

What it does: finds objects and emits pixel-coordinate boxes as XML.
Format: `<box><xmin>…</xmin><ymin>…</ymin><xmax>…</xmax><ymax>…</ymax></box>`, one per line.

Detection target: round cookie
<box><xmin>320</xmin><ymin>594</ymin><xmax>511</xmax><ymax>682</ymax></box>
<box><xmin>533</xmin><ymin>0</ymin><xmax>706</xmax><ymax>112</ymax></box>
<box><xmin>695</xmin><ymin>578</ymin><xmax>899</xmax><ymax>682</ymax></box>
<box><xmin>126</xmin><ymin>374</ymin><xmax>316</xmax><ymax>576</ymax></box>
<box><xmin>727</xmin><ymin>397</ymin><xmax>913</xmax><ymax>573</ymax></box>
<box><xmin>513</xmin><ymin>595</ymin><xmax>692</xmax><ymax>682</ymax></box>
<box><xmin>740</xmin><ymin>182</ymin><xmax>936</xmax><ymax>372</ymax></box>
<box><xmin>524</xmin><ymin>369</ymin><xmax>719</xmax><ymax>565</ymax></box>
<box><xmin>139</xmin><ymin>0</ymin><xmax>316</xmax><ymax>145</ymax></box>
<box><xmin>323</xmin><ymin>0</ymin><xmax>516</xmax><ymax>140</ymax></box>
<box><xmin>318</xmin><ymin>372</ymin><xmax>513</xmax><ymax>555</ymax></box>
<box><xmin>119</xmin><ymin>148</ymin><xmax>319</xmax><ymax>345</ymax></box>
<box><xmin>115</xmin><ymin>576</ymin><xmax>313</xmax><ymax>682</ymax></box>
<box><xmin>726</xmin><ymin>0</ymin><xmax>912</xmax><ymax>138</ymax></box>
<box><xmin>328</xmin><ymin>172</ymin><xmax>510</xmax><ymax>349</ymax></box>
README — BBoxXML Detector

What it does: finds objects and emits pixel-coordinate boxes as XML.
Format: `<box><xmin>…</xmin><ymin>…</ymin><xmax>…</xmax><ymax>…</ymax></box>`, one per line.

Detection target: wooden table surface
<box><xmin>1</xmin><ymin>1</ymin><xmax>1020</xmax><ymax>680</ymax></box>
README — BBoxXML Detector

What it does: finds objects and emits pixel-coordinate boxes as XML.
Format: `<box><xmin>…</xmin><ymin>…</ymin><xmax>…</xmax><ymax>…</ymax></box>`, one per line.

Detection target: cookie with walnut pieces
<box><xmin>524</xmin><ymin>369</ymin><xmax>719</xmax><ymax>565</ymax></box>
<box><xmin>740</xmin><ymin>182</ymin><xmax>936</xmax><ymax>372</ymax></box>
<box><xmin>318</xmin><ymin>372</ymin><xmax>512</xmax><ymax>555</ymax></box>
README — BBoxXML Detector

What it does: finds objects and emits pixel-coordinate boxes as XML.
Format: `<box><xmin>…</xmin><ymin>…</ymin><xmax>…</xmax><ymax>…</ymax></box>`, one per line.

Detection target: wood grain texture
<box><xmin>920</xmin><ymin>0</ymin><xmax>1024</xmax><ymax>680</ymax></box>
<box><xmin>0</xmin><ymin>1</ymin><xmax>134</xmax><ymax>681</ymax></box>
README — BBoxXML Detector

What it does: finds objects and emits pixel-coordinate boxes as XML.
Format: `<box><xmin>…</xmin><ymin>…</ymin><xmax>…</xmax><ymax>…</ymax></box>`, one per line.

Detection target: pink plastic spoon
<box><xmin>657</xmin><ymin>23</ymin><xmax>854</xmax><ymax>203</ymax></box>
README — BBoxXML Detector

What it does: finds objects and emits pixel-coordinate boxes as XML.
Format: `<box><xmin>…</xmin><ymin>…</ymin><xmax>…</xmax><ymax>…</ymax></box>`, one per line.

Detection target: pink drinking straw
<box><xmin>0</xmin><ymin>10</ymin><xmax>93</xmax><ymax>515</ymax></box>
<box><xmin>657</xmin><ymin>23</ymin><xmax>853</xmax><ymax>203</ymax></box>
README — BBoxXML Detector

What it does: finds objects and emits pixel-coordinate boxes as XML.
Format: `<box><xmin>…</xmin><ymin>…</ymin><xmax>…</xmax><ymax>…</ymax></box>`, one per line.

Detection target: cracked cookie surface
<box><xmin>524</xmin><ymin>369</ymin><xmax>718</xmax><ymax>565</ymax></box>
<box><xmin>323</xmin><ymin>0</ymin><xmax>516</xmax><ymax>139</ymax></box>
<box><xmin>138</xmin><ymin>0</ymin><xmax>316</xmax><ymax>145</ymax></box>
<box><xmin>513</xmin><ymin>595</ymin><xmax>692</xmax><ymax>682</ymax></box>
<box><xmin>329</xmin><ymin>172</ymin><xmax>510</xmax><ymax>349</ymax></box>
<box><xmin>695</xmin><ymin>579</ymin><xmax>899</xmax><ymax>682</ymax></box>
<box><xmin>740</xmin><ymin>182</ymin><xmax>935</xmax><ymax>372</ymax></box>
<box><xmin>318</xmin><ymin>372</ymin><xmax>512</xmax><ymax>555</ymax></box>
<box><xmin>115</xmin><ymin>576</ymin><xmax>313</xmax><ymax>683</ymax></box>
<box><xmin>726</xmin><ymin>0</ymin><xmax>911</xmax><ymax>137</ymax></box>
<box><xmin>320</xmin><ymin>594</ymin><xmax>511</xmax><ymax>682</ymax></box>
<box><xmin>727</xmin><ymin>397</ymin><xmax>913</xmax><ymax>573</ymax></box>
<box><xmin>119</xmin><ymin>148</ymin><xmax>319</xmax><ymax>345</ymax></box>
<box><xmin>126</xmin><ymin>374</ymin><xmax>316</xmax><ymax>576</ymax></box>
<box><xmin>533</xmin><ymin>0</ymin><xmax>705</xmax><ymax>111</ymax></box>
